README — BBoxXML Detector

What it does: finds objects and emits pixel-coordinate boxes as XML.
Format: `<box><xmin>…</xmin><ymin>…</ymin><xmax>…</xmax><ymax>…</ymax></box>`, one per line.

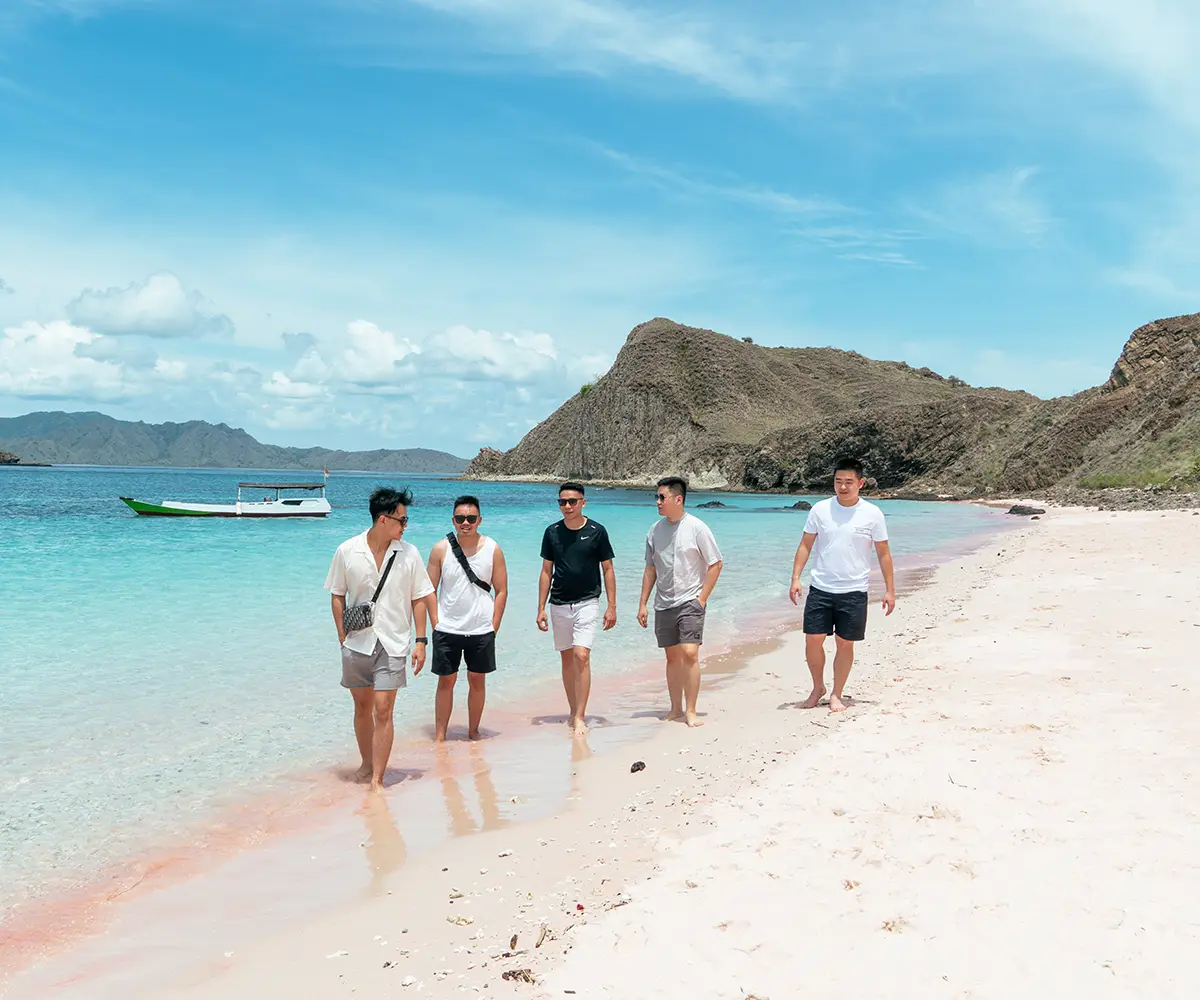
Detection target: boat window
<box><xmin>282</xmin><ymin>499</ymin><xmax>305</xmax><ymax>505</ymax></box>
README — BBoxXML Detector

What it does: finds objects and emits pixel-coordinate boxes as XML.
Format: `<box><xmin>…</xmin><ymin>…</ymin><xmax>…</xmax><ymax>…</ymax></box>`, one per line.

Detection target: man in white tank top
<box><xmin>426</xmin><ymin>496</ymin><xmax>509</xmax><ymax>741</ymax></box>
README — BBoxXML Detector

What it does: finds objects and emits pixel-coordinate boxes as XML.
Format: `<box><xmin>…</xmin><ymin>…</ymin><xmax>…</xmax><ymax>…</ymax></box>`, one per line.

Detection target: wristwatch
<box><xmin>414</xmin><ymin>636</ymin><xmax>428</xmax><ymax>644</ymax></box>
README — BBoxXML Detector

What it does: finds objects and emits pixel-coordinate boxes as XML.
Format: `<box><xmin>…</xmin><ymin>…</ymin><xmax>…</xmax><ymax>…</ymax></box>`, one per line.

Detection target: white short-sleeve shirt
<box><xmin>325</xmin><ymin>532</ymin><xmax>435</xmax><ymax>656</ymax></box>
<box><xmin>802</xmin><ymin>498</ymin><xmax>889</xmax><ymax>594</ymax></box>
<box><xmin>645</xmin><ymin>512</ymin><xmax>723</xmax><ymax>611</ymax></box>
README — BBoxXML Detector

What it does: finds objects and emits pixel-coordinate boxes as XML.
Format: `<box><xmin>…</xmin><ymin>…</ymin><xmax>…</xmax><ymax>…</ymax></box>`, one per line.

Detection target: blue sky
<box><xmin>2</xmin><ymin>0</ymin><xmax>1198</xmax><ymax>456</ymax></box>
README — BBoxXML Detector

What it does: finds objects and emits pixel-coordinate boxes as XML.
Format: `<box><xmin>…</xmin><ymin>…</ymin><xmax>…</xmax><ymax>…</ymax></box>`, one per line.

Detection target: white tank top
<box><xmin>436</xmin><ymin>536</ymin><xmax>496</xmax><ymax>636</ymax></box>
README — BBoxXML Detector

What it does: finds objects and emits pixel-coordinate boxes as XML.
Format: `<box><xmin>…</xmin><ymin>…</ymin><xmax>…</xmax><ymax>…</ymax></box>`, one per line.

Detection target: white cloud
<box><xmin>66</xmin><ymin>272</ymin><xmax>234</xmax><ymax>339</ymax></box>
<box><xmin>0</xmin><ymin>320</ymin><xmax>131</xmax><ymax>400</ymax></box>
<box><xmin>422</xmin><ymin>325</ymin><xmax>559</xmax><ymax>382</ymax></box>
<box><xmin>334</xmin><ymin>319</ymin><xmax>421</xmax><ymax>390</ymax></box>
<box><xmin>261</xmin><ymin>371</ymin><xmax>330</xmax><ymax>399</ymax></box>
<box><xmin>909</xmin><ymin>167</ymin><xmax>1051</xmax><ymax>247</ymax></box>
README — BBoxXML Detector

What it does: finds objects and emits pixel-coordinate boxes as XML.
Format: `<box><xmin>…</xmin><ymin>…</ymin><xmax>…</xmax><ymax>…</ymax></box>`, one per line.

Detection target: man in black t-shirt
<box><xmin>536</xmin><ymin>481</ymin><xmax>616</xmax><ymax>737</ymax></box>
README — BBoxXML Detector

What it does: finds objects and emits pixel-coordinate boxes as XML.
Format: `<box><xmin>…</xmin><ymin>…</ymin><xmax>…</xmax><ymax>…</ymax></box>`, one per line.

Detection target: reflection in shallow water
<box><xmin>436</xmin><ymin>744</ymin><xmax>509</xmax><ymax>839</ymax></box>
<box><xmin>361</xmin><ymin>795</ymin><xmax>406</xmax><ymax>896</ymax></box>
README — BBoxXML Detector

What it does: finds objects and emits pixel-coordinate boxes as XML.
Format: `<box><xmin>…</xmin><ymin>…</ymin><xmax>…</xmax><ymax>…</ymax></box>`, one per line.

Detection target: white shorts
<box><xmin>549</xmin><ymin>598</ymin><xmax>600</xmax><ymax>652</ymax></box>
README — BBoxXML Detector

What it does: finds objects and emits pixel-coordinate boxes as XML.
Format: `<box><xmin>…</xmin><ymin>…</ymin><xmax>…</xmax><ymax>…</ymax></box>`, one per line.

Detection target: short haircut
<box><xmin>369</xmin><ymin>486</ymin><xmax>413</xmax><ymax>521</ymax></box>
<box><xmin>453</xmin><ymin>495</ymin><xmax>481</xmax><ymax>512</ymax></box>
<box><xmin>558</xmin><ymin>481</ymin><xmax>586</xmax><ymax>496</ymax></box>
<box><xmin>833</xmin><ymin>457</ymin><xmax>865</xmax><ymax>478</ymax></box>
<box><xmin>656</xmin><ymin>476</ymin><xmax>688</xmax><ymax>500</ymax></box>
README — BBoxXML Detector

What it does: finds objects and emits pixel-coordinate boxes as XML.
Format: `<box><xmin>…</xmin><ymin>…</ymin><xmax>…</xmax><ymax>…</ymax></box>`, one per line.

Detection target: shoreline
<box><xmin>138</xmin><ymin>503</ymin><xmax>1200</xmax><ymax>999</ymax></box>
<box><xmin>0</xmin><ymin>523</ymin><xmax>1005</xmax><ymax>997</ymax></box>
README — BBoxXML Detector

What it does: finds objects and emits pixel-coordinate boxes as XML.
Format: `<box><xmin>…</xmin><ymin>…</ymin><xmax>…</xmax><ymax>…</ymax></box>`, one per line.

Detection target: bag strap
<box><xmin>446</xmin><ymin>532</ymin><xmax>492</xmax><ymax>593</ymax></box>
<box><xmin>370</xmin><ymin>551</ymin><xmax>398</xmax><ymax>603</ymax></box>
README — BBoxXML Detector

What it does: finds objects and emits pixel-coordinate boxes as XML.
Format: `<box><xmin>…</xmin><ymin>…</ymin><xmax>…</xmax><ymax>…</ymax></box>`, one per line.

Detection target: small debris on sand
<box><xmin>630</xmin><ymin>761</ymin><xmax>646</xmax><ymax>773</ymax></box>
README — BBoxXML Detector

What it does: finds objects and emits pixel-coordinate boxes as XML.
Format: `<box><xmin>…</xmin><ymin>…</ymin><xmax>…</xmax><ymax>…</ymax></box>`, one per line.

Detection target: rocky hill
<box><xmin>0</xmin><ymin>412</ymin><xmax>469</xmax><ymax>473</ymax></box>
<box><xmin>467</xmin><ymin>315</ymin><xmax>1200</xmax><ymax>495</ymax></box>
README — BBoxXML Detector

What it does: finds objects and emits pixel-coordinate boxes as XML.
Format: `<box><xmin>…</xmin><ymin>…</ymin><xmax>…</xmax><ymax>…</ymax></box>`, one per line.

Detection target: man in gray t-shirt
<box><xmin>637</xmin><ymin>477</ymin><xmax>723</xmax><ymax>728</ymax></box>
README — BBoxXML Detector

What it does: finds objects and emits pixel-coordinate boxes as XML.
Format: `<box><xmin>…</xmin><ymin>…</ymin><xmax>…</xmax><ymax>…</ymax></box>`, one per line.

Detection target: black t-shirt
<box><xmin>540</xmin><ymin>519</ymin><xmax>615</xmax><ymax>605</ymax></box>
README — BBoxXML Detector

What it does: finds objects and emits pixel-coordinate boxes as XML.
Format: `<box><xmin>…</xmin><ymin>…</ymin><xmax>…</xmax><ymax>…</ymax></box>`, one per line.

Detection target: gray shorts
<box><xmin>341</xmin><ymin>641</ymin><xmax>408</xmax><ymax>691</ymax></box>
<box><xmin>654</xmin><ymin>599</ymin><xmax>706</xmax><ymax>648</ymax></box>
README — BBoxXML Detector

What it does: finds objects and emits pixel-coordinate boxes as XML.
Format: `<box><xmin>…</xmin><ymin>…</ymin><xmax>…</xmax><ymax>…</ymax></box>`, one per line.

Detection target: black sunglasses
<box><xmin>453</xmin><ymin>514</ymin><xmax>479</xmax><ymax>524</ymax></box>
<box><xmin>655</xmin><ymin>493</ymin><xmax>670</xmax><ymax>502</ymax></box>
<box><xmin>557</xmin><ymin>497</ymin><xmax>582</xmax><ymax>507</ymax></box>
<box><xmin>382</xmin><ymin>513</ymin><xmax>409</xmax><ymax>526</ymax></box>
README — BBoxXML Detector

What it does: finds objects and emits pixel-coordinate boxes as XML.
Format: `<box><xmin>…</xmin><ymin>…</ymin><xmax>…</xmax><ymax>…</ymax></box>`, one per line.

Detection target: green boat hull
<box><xmin>120</xmin><ymin>497</ymin><xmax>225</xmax><ymax>516</ymax></box>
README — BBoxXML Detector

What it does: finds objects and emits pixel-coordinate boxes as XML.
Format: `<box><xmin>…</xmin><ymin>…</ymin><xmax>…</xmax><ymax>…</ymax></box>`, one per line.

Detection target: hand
<box><xmin>788</xmin><ymin>581</ymin><xmax>803</xmax><ymax>605</ymax></box>
<box><xmin>536</xmin><ymin>610</ymin><xmax>549</xmax><ymax>632</ymax></box>
<box><xmin>602</xmin><ymin>606</ymin><xmax>617</xmax><ymax>631</ymax></box>
<box><xmin>636</xmin><ymin>604</ymin><xmax>649</xmax><ymax>629</ymax></box>
<box><xmin>882</xmin><ymin>591</ymin><xmax>896</xmax><ymax>616</ymax></box>
<box><xmin>412</xmin><ymin>642</ymin><xmax>427</xmax><ymax>675</ymax></box>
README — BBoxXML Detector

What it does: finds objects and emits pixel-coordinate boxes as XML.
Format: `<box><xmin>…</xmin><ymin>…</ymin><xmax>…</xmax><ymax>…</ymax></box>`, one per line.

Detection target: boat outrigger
<box><xmin>120</xmin><ymin>481</ymin><xmax>332</xmax><ymax>518</ymax></box>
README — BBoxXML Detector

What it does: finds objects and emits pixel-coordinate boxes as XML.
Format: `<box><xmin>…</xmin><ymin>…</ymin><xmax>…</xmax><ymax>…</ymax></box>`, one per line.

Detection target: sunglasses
<box><xmin>382</xmin><ymin>513</ymin><xmax>409</xmax><ymax>526</ymax></box>
<box><xmin>453</xmin><ymin>514</ymin><xmax>479</xmax><ymax>525</ymax></box>
<box><xmin>655</xmin><ymin>493</ymin><xmax>671</xmax><ymax>502</ymax></box>
<box><xmin>557</xmin><ymin>497</ymin><xmax>582</xmax><ymax>507</ymax></box>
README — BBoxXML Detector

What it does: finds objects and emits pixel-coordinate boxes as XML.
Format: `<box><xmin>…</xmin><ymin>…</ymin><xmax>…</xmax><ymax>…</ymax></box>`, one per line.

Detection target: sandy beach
<box><xmin>8</xmin><ymin>505</ymin><xmax>1199</xmax><ymax>998</ymax></box>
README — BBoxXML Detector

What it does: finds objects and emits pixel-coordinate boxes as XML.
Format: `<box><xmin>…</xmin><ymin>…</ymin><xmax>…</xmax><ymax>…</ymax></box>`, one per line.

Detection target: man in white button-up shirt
<box><xmin>325</xmin><ymin>486</ymin><xmax>435</xmax><ymax>791</ymax></box>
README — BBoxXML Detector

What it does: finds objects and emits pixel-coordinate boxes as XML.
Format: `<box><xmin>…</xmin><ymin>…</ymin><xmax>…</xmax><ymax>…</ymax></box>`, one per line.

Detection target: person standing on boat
<box><xmin>425</xmin><ymin>496</ymin><xmax>509</xmax><ymax>742</ymax></box>
<box><xmin>325</xmin><ymin>486</ymin><xmax>435</xmax><ymax>791</ymax></box>
<box><xmin>637</xmin><ymin>477</ymin><xmax>723</xmax><ymax>728</ymax></box>
<box><xmin>537</xmin><ymin>482</ymin><xmax>617</xmax><ymax>737</ymax></box>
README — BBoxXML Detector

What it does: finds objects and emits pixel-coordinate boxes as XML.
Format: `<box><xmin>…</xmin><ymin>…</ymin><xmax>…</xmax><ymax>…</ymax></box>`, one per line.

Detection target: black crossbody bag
<box><xmin>341</xmin><ymin>551</ymin><xmax>398</xmax><ymax>634</ymax></box>
<box><xmin>446</xmin><ymin>532</ymin><xmax>492</xmax><ymax>593</ymax></box>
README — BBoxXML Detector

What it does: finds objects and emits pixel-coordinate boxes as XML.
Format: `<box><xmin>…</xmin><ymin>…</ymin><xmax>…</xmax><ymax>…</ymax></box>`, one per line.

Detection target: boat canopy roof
<box><xmin>237</xmin><ymin>482</ymin><xmax>326</xmax><ymax>490</ymax></box>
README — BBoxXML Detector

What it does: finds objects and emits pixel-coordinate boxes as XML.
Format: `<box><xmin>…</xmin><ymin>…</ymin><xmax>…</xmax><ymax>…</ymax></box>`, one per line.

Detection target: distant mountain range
<box><xmin>469</xmin><ymin>314</ymin><xmax>1200</xmax><ymax>494</ymax></box>
<box><xmin>0</xmin><ymin>412</ymin><xmax>469</xmax><ymax>474</ymax></box>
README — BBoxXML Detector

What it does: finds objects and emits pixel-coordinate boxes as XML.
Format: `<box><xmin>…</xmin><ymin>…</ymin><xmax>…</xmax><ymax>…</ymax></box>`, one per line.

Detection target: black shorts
<box><xmin>803</xmin><ymin>587</ymin><xmax>868</xmax><ymax>642</ymax></box>
<box><xmin>431</xmin><ymin>631</ymin><xmax>496</xmax><ymax>675</ymax></box>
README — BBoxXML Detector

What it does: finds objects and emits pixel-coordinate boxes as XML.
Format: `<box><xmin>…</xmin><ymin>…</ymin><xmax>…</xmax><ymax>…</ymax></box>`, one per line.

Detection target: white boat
<box><xmin>121</xmin><ymin>481</ymin><xmax>331</xmax><ymax>518</ymax></box>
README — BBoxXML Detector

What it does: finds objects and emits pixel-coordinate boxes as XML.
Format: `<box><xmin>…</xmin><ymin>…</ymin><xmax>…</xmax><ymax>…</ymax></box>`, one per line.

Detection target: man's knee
<box><xmin>467</xmin><ymin>671</ymin><xmax>486</xmax><ymax>689</ymax></box>
<box><xmin>573</xmin><ymin>647</ymin><xmax>591</xmax><ymax>669</ymax></box>
<box><xmin>834</xmin><ymin>636</ymin><xmax>856</xmax><ymax>652</ymax></box>
<box><xmin>437</xmin><ymin>673</ymin><xmax>458</xmax><ymax>691</ymax></box>
<box><xmin>373</xmin><ymin>695</ymin><xmax>396</xmax><ymax>726</ymax></box>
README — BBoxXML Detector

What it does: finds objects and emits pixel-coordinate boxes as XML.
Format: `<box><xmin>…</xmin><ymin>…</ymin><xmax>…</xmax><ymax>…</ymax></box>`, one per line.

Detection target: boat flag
<box><xmin>323</xmin><ymin>467</ymin><xmax>329</xmax><ymax>480</ymax></box>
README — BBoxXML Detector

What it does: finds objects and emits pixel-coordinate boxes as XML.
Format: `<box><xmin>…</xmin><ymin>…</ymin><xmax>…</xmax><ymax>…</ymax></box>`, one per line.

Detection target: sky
<box><xmin>2</xmin><ymin>0</ymin><xmax>1200</xmax><ymax>457</ymax></box>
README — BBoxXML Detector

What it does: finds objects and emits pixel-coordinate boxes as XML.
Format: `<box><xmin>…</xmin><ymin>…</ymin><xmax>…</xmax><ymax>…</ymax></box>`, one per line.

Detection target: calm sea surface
<box><xmin>0</xmin><ymin>466</ymin><xmax>1007</xmax><ymax>914</ymax></box>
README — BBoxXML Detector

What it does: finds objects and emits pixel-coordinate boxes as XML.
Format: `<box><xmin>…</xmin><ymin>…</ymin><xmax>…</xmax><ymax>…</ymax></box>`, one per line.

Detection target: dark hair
<box><xmin>656</xmin><ymin>476</ymin><xmax>688</xmax><ymax>500</ymax></box>
<box><xmin>369</xmin><ymin>486</ymin><xmax>413</xmax><ymax>521</ymax></box>
<box><xmin>453</xmin><ymin>494</ymin><xmax>481</xmax><ymax>513</ymax></box>
<box><xmin>558</xmin><ymin>481</ymin><xmax>586</xmax><ymax>496</ymax></box>
<box><xmin>833</xmin><ymin>457</ymin><xmax>865</xmax><ymax>478</ymax></box>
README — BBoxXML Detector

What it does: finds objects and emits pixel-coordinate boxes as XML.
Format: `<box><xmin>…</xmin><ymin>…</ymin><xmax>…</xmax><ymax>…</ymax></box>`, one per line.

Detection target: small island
<box><xmin>0</xmin><ymin>450</ymin><xmax>21</xmax><ymax>466</ymax></box>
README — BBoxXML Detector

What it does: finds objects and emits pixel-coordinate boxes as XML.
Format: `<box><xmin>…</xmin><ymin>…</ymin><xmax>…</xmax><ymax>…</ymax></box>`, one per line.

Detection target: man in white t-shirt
<box><xmin>788</xmin><ymin>458</ymin><xmax>895</xmax><ymax>713</ymax></box>
<box><xmin>638</xmin><ymin>476</ymin><xmax>723</xmax><ymax>728</ymax></box>
<box><xmin>325</xmin><ymin>486</ymin><xmax>435</xmax><ymax>791</ymax></box>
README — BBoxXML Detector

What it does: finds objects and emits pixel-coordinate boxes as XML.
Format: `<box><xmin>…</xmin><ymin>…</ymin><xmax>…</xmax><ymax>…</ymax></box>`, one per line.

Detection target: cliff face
<box><xmin>467</xmin><ymin>314</ymin><xmax>1200</xmax><ymax>494</ymax></box>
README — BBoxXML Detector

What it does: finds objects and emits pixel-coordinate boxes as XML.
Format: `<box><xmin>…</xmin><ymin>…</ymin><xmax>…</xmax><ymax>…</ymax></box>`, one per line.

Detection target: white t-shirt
<box><xmin>325</xmin><ymin>533</ymin><xmax>435</xmax><ymax>656</ymax></box>
<box><xmin>436</xmin><ymin>535</ymin><xmax>497</xmax><ymax>636</ymax></box>
<box><xmin>802</xmin><ymin>498</ymin><xmax>889</xmax><ymax>594</ymax></box>
<box><xmin>645</xmin><ymin>512</ymin><xmax>723</xmax><ymax>611</ymax></box>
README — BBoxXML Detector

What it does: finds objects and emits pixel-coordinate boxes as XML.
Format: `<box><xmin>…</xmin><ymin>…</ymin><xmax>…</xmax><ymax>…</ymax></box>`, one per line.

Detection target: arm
<box><xmin>426</xmin><ymin>541</ymin><xmax>445</xmax><ymax>632</ymax></box>
<box><xmin>536</xmin><ymin>558</ymin><xmax>553</xmax><ymax>631</ymax></box>
<box><xmin>875</xmin><ymin>540</ymin><xmax>896</xmax><ymax>615</ymax></box>
<box><xmin>331</xmin><ymin>593</ymin><xmax>347</xmax><ymax>645</ymax></box>
<box><xmin>411</xmin><ymin>593</ymin><xmax>431</xmax><ymax>674</ymax></box>
<box><xmin>601</xmin><ymin>559</ymin><xmax>617</xmax><ymax>630</ymax></box>
<box><xmin>491</xmin><ymin>546</ymin><xmax>509</xmax><ymax>633</ymax></box>
<box><xmin>789</xmin><ymin>532</ymin><xmax>818</xmax><ymax>605</ymax></box>
<box><xmin>637</xmin><ymin>565</ymin><xmax>656</xmax><ymax>628</ymax></box>
<box><xmin>697</xmin><ymin>560</ymin><xmax>722</xmax><ymax>607</ymax></box>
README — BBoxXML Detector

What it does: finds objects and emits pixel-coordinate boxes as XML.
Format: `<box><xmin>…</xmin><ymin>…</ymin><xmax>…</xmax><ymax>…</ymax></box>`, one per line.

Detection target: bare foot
<box><xmin>353</xmin><ymin>763</ymin><xmax>372</xmax><ymax>783</ymax></box>
<box><xmin>468</xmin><ymin>729</ymin><xmax>482</xmax><ymax>741</ymax></box>
<box><xmin>666</xmin><ymin>709</ymin><xmax>685</xmax><ymax>722</ymax></box>
<box><xmin>572</xmin><ymin>719</ymin><xmax>589</xmax><ymax>737</ymax></box>
<box><xmin>799</xmin><ymin>687</ymin><xmax>827</xmax><ymax>709</ymax></box>
<box><xmin>368</xmin><ymin>779</ymin><xmax>384</xmax><ymax>793</ymax></box>
<box><xmin>685</xmin><ymin>713</ymin><xmax>705</xmax><ymax>728</ymax></box>
<box><xmin>830</xmin><ymin>693</ymin><xmax>849</xmax><ymax>713</ymax></box>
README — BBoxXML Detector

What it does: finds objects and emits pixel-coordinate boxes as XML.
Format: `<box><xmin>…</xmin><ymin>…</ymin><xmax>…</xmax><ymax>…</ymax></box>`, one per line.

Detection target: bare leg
<box><xmin>571</xmin><ymin>647</ymin><xmax>592</xmax><ymax>736</ymax></box>
<box><xmin>370</xmin><ymin>689</ymin><xmax>398</xmax><ymax>792</ymax></box>
<box><xmin>830</xmin><ymin>636</ymin><xmax>855</xmax><ymax>713</ymax></box>
<box><xmin>351</xmin><ymin>687</ymin><xmax>374</xmax><ymax>781</ymax></box>
<box><xmin>801</xmin><ymin>634</ymin><xmax>828</xmax><ymax>709</ymax></box>
<box><xmin>560</xmin><ymin>649</ymin><xmax>578</xmax><ymax>726</ymax></box>
<box><xmin>679</xmin><ymin>643</ymin><xmax>704</xmax><ymax>727</ymax></box>
<box><xmin>665</xmin><ymin>646</ymin><xmax>685</xmax><ymax>721</ymax></box>
<box><xmin>435</xmin><ymin>673</ymin><xmax>457</xmax><ymax>742</ymax></box>
<box><xmin>467</xmin><ymin>672</ymin><xmax>486</xmax><ymax>740</ymax></box>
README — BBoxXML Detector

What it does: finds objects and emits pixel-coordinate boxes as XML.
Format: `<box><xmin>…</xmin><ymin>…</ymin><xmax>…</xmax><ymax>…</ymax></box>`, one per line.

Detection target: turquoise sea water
<box><xmin>0</xmin><ymin>466</ymin><xmax>1007</xmax><ymax>915</ymax></box>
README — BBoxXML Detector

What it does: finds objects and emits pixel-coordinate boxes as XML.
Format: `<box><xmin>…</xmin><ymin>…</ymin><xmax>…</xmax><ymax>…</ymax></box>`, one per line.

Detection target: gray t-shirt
<box><xmin>645</xmin><ymin>512</ymin><xmax>723</xmax><ymax>611</ymax></box>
